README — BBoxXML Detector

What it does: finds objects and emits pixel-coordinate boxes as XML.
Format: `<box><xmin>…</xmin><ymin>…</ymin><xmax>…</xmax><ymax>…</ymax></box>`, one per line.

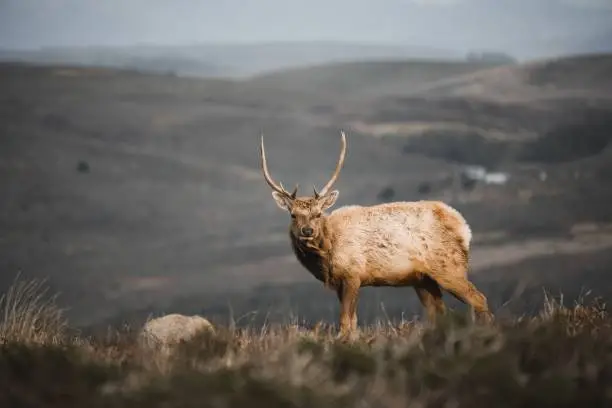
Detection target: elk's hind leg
<box><xmin>434</xmin><ymin>274</ymin><xmax>493</xmax><ymax>324</ymax></box>
<box><xmin>414</xmin><ymin>276</ymin><xmax>446</xmax><ymax>324</ymax></box>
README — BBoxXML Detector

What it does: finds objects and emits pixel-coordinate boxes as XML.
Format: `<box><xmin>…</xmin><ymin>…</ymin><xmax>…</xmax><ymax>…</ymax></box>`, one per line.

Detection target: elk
<box><xmin>260</xmin><ymin>131</ymin><xmax>493</xmax><ymax>338</ymax></box>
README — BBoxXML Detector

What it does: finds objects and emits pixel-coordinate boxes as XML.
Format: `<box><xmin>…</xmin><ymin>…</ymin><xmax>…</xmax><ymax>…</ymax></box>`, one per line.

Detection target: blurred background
<box><xmin>1</xmin><ymin>0</ymin><xmax>611</xmax><ymax>332</ymax></box>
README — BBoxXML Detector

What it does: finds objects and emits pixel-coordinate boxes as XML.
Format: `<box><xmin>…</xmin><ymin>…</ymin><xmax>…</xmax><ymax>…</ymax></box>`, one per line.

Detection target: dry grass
<box><xmin>0</xmin><ymin>273</ymin><xmax>68</xmax><ymax>345</ymax></box>
<box><xmin>1</xmin><ymin>277</ymin><xmax>612</xmax><ymax>407</ymax></box>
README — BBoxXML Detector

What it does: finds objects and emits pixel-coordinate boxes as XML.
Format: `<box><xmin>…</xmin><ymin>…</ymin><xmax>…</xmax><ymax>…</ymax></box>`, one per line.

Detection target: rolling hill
<box><xmin>246</xmin><ymin>59</ymin><xmax>505</xmax><ymax>99</ymax></box>
<box><xmin>1</xmin><ymin>54</ymin><xmax>611</xmax><ymax>329</ymax></box>
<box><xmin>0</xmin><ymin>41</ymin><xmax>463</xmax><ymax>78</ymax></box>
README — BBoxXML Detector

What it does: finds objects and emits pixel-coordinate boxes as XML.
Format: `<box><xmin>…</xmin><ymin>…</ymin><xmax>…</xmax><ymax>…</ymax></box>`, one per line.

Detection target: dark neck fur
<box><xmin>289</xmin><ymin>221</ymin><xmax>334</xmax><ymax>288</ymax></box>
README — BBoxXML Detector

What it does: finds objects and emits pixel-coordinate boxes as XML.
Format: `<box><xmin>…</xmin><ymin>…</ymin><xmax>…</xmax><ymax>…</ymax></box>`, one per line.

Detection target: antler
<box><xmin>260</xmin><ymin>134</ymin><xmax>298</xmax><ymax>199</ymax></box>
<box><xmin>314</xmin><ymin>131</ymin><xmax>347</xmax><ymax>198</ymax></box>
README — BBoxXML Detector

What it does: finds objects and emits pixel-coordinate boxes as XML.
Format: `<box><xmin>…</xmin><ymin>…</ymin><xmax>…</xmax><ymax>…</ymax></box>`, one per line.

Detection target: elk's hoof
<box><xmin>477</xmin><ymin>311</ymin><xmax>495</xmax><ymax>325</ymax></box>
<box><xmin>335</xmin><ymin>330</ymin><xmax>358</xmax><ymax>343</ymax></box>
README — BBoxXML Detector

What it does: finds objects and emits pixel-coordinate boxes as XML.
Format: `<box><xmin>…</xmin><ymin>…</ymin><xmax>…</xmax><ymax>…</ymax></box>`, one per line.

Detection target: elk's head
<box><xmin>260</xmin><ymin>131</ymin><xmax>347</xmax><ymax>241</ymax></box>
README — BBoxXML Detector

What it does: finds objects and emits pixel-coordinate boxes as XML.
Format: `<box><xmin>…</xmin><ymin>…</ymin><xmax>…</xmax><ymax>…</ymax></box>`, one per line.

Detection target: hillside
<box><xmin>345</xmin><ymin>54</ymin><xmax>612</xmax><ymax>166</ymax></box>
<box><xmin>0</xmin><ymin>54</ymin><xmax>612</xmax><ymax>330</ymax></box>
<box><xmin>2</xmin><ymin>275</ymin><xmax>612</xmax><ymax>408</ymax></box>
<box><xmin>3</xmin><ymin>275</ymin><xmax>612</xmax><ymax>408</ymax></box>
<box><xmin>247</xmin><ymin>59</ymin><xmax>504</xmax><ymax>99</ymax></box>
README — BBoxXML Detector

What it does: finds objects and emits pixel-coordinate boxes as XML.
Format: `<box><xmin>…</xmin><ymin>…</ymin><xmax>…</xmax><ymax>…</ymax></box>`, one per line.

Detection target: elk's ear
<box><xmin>319</xmin><ymin>190</ymin><xmax>339</xmax><ymax>211</ymax></box>
<box><xmin>272</xmin><ymin>192</ymin><xmax>292</xmax><ymax>212</ymax></box>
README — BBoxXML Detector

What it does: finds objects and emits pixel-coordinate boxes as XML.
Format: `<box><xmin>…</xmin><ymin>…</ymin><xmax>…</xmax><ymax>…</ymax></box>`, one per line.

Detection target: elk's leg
<box><xmin>435</xmin><ymin>275</ymin><xmax>493</xmax><ymax>324</ymax></box>
<box><xmin>336</xmin><ymin>278</ymin><xmax>360</xmax><ymax>339</ymax></box>
<box><xmin>414</xmin><ymin>276</ymin><xmax>446</xmax><ymax>324</ymax></box>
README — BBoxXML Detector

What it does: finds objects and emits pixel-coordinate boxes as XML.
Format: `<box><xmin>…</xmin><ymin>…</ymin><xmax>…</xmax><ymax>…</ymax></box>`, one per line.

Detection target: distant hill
<box><xmin>247</xmin><ymin>59</ymin><xmax>506</xmax><ymax>99</ymax></box>
<box><xmin>0</xmin><ymin>41</ymin><xmax>462</xmax><ymax>78</ymax></box>
<box><xmin>347</xmin><ymin>53</ymin><xmax>612</xmax><ymax>166</ymax></box>
<box><xmin>411</xmin><ymin>53</ymin><xmax>612</xmax><ymax>100</ymax></box>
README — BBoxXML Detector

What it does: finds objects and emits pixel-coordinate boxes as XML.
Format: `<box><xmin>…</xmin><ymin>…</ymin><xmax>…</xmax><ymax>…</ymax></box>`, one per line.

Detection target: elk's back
<box><xmin>327</xmin><ymin>201</ymin><xmax>471</xmax><ymax>283</ymax></box>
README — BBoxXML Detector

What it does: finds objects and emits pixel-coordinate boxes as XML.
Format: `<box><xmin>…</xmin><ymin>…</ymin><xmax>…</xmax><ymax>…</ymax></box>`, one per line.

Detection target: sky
<box><xmin>1</xmin><ymin>0</ymin><xmax>611</xmax><ymax>57</ymax></box>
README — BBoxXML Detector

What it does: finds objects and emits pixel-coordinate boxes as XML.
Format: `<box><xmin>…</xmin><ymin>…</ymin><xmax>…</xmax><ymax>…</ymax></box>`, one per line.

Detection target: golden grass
<box><xmin>1</xmin><ymin>276</ymin><xmax>612</xmax><ymax>407</ymax></box>
<box><xmin>0</xmin><ymin>273</ymin><xmax>68</xmax><ymax>345</ymax></box>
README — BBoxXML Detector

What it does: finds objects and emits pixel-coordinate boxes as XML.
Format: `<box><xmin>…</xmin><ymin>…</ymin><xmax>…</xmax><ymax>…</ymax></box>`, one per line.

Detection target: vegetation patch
<box><xmin>2</xmin><ymin>277</ymin><xmax>612</xmax><ymax>407</ymax></box>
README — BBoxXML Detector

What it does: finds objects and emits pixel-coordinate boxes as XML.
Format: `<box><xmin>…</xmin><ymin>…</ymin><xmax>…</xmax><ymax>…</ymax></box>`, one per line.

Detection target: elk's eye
<box><xmin>290</xmin><ymin>214</ymin><xmax>296</xmax><ymax>219</ymax></box>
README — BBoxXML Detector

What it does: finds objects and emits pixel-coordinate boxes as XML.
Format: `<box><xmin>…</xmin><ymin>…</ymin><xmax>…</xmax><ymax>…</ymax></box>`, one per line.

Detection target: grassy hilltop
<box><xmin>2</xmin><ymin>277</ymin><xmax>612</xmax><ymax>407</ymax></box>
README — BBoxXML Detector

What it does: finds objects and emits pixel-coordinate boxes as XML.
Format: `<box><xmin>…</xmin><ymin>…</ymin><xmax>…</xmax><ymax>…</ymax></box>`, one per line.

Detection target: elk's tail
<box><xmin>433</xmin><ymin>202</ymin><xmax>472</xmax><ymax>257</ymax></box>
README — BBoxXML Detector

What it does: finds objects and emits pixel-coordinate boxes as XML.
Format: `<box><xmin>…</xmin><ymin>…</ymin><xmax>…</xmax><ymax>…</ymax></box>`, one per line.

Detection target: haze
<box><xmin>1</xmin><ymin>0</ymin><xmax>612</xmax><ymax>59</ymax></box>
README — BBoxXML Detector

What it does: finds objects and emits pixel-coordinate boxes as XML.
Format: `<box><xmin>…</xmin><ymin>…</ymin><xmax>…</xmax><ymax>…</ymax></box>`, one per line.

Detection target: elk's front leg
<box><xmin>336</xmin><ymin>278</ymin><xmax>360</xmax><ymax>339</ymax></box>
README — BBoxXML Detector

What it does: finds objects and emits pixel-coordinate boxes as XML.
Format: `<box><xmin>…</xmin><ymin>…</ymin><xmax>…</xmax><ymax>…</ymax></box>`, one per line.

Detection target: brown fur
<box><xmin>260</xmin><ymin>132</ymin><xmax>493</xmax><ymax>338</ymax></box>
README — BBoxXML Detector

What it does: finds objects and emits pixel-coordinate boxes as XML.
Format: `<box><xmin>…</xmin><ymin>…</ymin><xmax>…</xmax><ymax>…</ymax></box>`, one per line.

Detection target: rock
<box><xmin>138</xmin><ymin>313</ymin><xmax>214</xmax><ymax>351</ymax></box>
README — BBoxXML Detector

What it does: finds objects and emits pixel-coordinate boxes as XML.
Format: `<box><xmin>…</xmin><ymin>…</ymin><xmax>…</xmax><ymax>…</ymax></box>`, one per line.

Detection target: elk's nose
<box><xmin>301</xmin><ymin>226</ymin><xmax>314</xmax><ymax>237</ymax></box>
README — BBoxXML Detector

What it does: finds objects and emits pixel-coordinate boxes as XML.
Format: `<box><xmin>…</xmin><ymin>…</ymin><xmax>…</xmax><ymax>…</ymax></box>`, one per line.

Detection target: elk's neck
<box><xmin>289</xmin><ymin>219</ymin><xmax>334</xmax><ymax>287</ymax></box>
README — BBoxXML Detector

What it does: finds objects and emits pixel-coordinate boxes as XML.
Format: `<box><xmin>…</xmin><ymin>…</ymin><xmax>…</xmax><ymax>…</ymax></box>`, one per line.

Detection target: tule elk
<box><xmin>260</xmin><ymin>131</ymin><xmax>493</xmax><ymax>338</ymax></box>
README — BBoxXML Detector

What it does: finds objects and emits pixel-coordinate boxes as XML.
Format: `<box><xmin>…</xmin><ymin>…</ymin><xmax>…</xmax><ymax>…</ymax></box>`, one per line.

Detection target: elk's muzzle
<box><xmin>300</xmin><ymin>226</ymin><xmax>314</xmax><ymax>237</ymax></box>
